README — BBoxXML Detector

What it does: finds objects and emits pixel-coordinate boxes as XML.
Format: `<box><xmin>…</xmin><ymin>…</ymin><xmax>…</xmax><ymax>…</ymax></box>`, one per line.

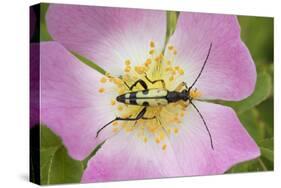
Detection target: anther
<box><xmin>111</xmin><ymin>99</ymin><xmax>116</xmax><ymax>106</ymax></box>
<box><xmin>125</xmin><ymin>59</ymin><xmax>131</xmax><ymax>65</ymax></box>
<box><xmin>98</xmin><ymin>88</ymin><xmax>105</xmax><ymax>93</ymax></box>
<box><xmin>117</xmin><ymin>105</ymin><xmax>123</xmax><ymax>111</ymax></box>
<box><xmin>100</xmin><ymin>77</ymin><xmax>107</xmax><ymax>83</ymax></box>
<box><xmin>162</xmin><ymin>144</ymin><xmax>167</xmax><ymax>150</ymax></box>
<box><xmin>150</xmin><ymin>41</ymin><xmax>155</xmax><ymax>48</ymax></box>
<box><xmin>149</xmin><ymin>49</ymin><xmax>155</xmax><ymax>55</ymax></box>
<box><xmin>168</xmin><ymin>45</ymin><xmax>174</xmax><ymax>51</ymax></box>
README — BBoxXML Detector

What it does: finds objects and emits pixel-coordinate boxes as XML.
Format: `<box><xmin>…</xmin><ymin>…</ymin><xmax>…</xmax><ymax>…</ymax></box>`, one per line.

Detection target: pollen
<box><xmin>190</xmin><ymin>89</ymin><xmax>201</xmax><ymax>98</ymax></box>
<box><xmin>174</xmin><ymin>116</ymin><xmax>179</xmax><ymax>122</ymax></box>
<box><xmin>155</xmin><ymin>54</ymin><xmax>163</xmax><ymax>63</ymax></box>
<box><xmin>145</xmin><ymin>58</ymin><xmax>152</xmax><ymax>66</ymax></box>
<box><xmin>178</xmin><ymin>68</ymin><xmax>184</xmax><ymax>75</ymax></box>
<box><xmin>166</xmin><ymin>128</ymin><xmax>171</xmax><ymax>135</ymax></box>
<box><xmin>98</xmin><ymin>87</ymin><xmax>105</xmax><ymax>93</ymax></box>
<box><xmin>168</xmin><ymin>45</ymin><xmax>174</xmax><ymax>51</ymax></box>
<box><xmin>162</xmin><ymin>144</ymin><xmax>167</xmax><ymax>151</ymax></box>
<box><xmin>100</xmin><ymin>77</ymin><xmax>107</xmax><ymax>83</ymax></box>
<box><xmin>106</xmin><ymin>39</ymin><xmax>189</xmax><ymax>151</ymax></box>
<box><xmin>117</xmin><ymin>105</ymin><xmax>123</xmax><ymax>111</ymax></box>
<box><xmin>112</xmin><ymin>121</ymin><xmax>119</xmax><ymax>126</ymax></box>
<box><xmin>174</xmin><ymin>128</ymin><xmax>179</xmax><ymax>134</ymax></box>
<box><xmin>135</xmin><ymin>66</ymin><xmax>146</xmax><ymax>75</ymax></box>
<box><xmin>125</xmin><ymin>59</ymin><xmax>131</xmax><ymax>66</ymax></box>
<box><xmin>180</xmin><ymin>111</ymin><xmax>185</xmax><ymax>117</ymax></box>
<box><xmin>111</xmin><ymin>99</ymin><xmax>116</xmax><ymax>106</ymax></box>
<box><xmin>150</xmin><ymin>40</ymin><xmax>155</xmax><ymax>48</ymax></box>
<box><xmin>159</xmin><ymin>131</ymin><xmax>166</xmax><ymax>140</ymax></box>
<box><xmin>155</xmin><ymin>137</ymin><xmax>161</xmax><ymax>144</ymax></box>
<box><xmin>124</xmin><ymin>65</ymin><xmax>131</xmax><ymax>72</ymax></box>
<box><xmin>149</xmin><ymin>49</ymin><xmax>155</xmax><ymax>55</ymax></box>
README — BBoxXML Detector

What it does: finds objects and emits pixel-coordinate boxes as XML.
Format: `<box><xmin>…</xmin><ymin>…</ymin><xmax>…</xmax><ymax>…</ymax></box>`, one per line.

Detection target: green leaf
<box><xmin>259</xmin><ymin>138</ymin><xmax>274</xmax><ymax>163</ymax></box>
<box><xmin>238</xmin><ymin>16</ymin><xmax>273</xmax><ymax>63</ymax></box>
<box><xmin>259</xmin><ymin>138</ymin><xmax>273</xmax><ymax>150</ymax></box>
<box><xmin>260</xmin><ymin>147</ymin><xmax>273</xmax><ymax>162</ymax></box>
<box><xmin>166</xmin><ymin>11</ymin><xmax>179</xmax><ymax>40</ymax></box>
<box><xmin>82</xmin><ymin>142</ymin><xmax>104</xmax><ymax>169</ymax></box>
<box><xmin>227</xmin><ymin>137</ymin><xmax>274</xmax><ymax>173</ymax></box>
<box><xmin>163</xmin><ymin>11</ymin><xmax>179</xmax><ymax>51</ymax></box>
<box><xmin>257</xmin><ymin>97</ymin><xmax>274</xmax><ymax>138</ymax></box>
<box><xmin>40</xmin><ymin>125</ymin><xmax>84</xmax><ymax>185</ymax></box>
<box><xmin>223</xmin><ymin>71</ymin><xmax>272</xmax><ymax>114</ymax></box>
<box><xmin>72</xmin><ymin>51</ymin><xmax>106</xmax><ymax>75</ymax></box>
<box><xmin>40</xmin><ymin>3</ymin><xmax>52</xmax><ymax>41</ymax></box>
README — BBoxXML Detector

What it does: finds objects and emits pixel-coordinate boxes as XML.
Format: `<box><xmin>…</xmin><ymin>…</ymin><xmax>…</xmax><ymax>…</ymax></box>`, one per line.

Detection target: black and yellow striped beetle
<box><xmin>97</xmin><ymin>43</ymin><xmax>214</xmax><ymax>150</ymax></box>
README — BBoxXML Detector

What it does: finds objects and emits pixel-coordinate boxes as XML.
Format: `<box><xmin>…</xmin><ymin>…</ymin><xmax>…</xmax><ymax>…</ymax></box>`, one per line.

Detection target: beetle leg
<box><xmin>142</xmin><ymin>116</ymin><xmax>156</xmax><ymax>120</ymax></box>
<box><xmin>128</xmin><ymin>79</ymin><xmax>148</xmax><ymax>90</ymax></box>
<box><xmin>145</xmin><ymin>74</ymin><xmax>166</xmax><ymax>89</ymax></box>
<box><xmin>175</xmin><ymin>82</ymin><xmax>189</xmax><ymax>91</ymax></box>
<box><xmin>96</xmin><ymin>107</ymin><xmax>147</xmax><ymax>137</ymax></box>
<box><xmin>177</xmin><ymin>101</ymin><xmax>188</xmax><ymax>109</ymax></box>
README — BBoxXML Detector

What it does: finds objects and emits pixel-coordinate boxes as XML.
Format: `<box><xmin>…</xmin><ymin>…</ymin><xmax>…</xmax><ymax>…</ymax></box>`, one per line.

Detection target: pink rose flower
<box><xmin>40</xmin><ymin>5</ymin><xmax>260</xmax><ymax>182</ymax></box>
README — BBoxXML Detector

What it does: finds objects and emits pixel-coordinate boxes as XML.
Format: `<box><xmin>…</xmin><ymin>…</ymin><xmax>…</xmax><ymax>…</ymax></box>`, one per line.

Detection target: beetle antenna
<box><xmin>189</xmin><ymin>100</ymin><xmax>214</xmax><ymax>150</ymax></box>
<box><xmin>188</xmin><ymin>43</ymin><xmax>212</xmax><ymax>92</ymax></box>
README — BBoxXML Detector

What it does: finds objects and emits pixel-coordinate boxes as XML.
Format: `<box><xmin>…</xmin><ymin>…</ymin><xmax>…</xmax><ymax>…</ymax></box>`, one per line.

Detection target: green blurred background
<box><xmin>31</xmin><ymin>4</ymin><xmax>274</xmax><ymax>184</ymax></box>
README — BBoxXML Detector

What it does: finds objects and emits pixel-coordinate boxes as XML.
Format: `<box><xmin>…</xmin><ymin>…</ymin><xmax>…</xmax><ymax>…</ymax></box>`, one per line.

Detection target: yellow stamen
<box><xmin>178</xmin><ymin>68</ymin><xmax>184</xmax><ymax>75</ymax></box>
<box><xmin>124</xmin><ymin>66</ymin><xmax>131</xmax><ymax>72</ymax></box>
<box><xmin>180</xmin><ymin>112</ymin><xmax>185</xmax><ymax>117</ymax></box>
<box><xmin>100</xmin><ymin>77</ymin><xmax>107</xmax><ymax>83</ymax></box>
<box><xmin>174</xmin><ymin>128</ymin><xmax>179</xmax><ymax>134</ymax></box>
<box><xmin>150</xmin><ymin>41</ymin><xmax>155</xmax><ymax>48</ymax></box>
<box><xmin>168</xmin><ymin>45</ymin><xmax>174</xmax><ymax>51</ymax></box>
<box><xmin>125</xmin><ymin>59</ymin><xmax>131</xmax><ymax>66</ymax></box>
<box><xmin>98</xmin><ymin>88</ymin><xmax>105</xmax><ymax>93</ymax></box>
<box><xmin>117</xmin><ymin>105</ymin><xmax>123</xmax><ymax>111</ymax></box>
<box><xmin>135</xmin><ymin>66</ymin><xmax>146</xmax><ymax>75</ymax></box>
<box><xmin>155</xmin><ymin>137</ymin><xmax>161</xmax><ymax>144</ymax></box>
<box><xmin>190</xmin><ymin>89</ymin><xmax>201</xmax><ymax>98</ymax></box>
<box><xmin>145</xmin><ymin>58</ymin><xmax>152</xmax><ymax>66</ymax></box>
<box><xmin>111</xmin><ymin>99</ymin><xmax>116</xmax><ymax>106</ymax></box>
<box><xmin>162</xmin><ymin>144</ymin><xmax>167</xmax><ymax>151</ymax></box>
<box><xmin>112</xmin><ymin>121</ymin><xmax>119</xmax><ymax>126</ymax></box>
<box><xmin>149</xmin><ymin>49</ymin><xmax>155</xmax><ymax>55</ymax></box>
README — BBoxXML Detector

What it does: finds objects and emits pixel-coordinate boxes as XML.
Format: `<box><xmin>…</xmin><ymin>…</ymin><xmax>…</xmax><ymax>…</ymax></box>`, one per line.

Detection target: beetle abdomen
<box><xmin>116</xmin><ymin>89</ymin><xmax>169</xmax><ymax>106</ymax></box>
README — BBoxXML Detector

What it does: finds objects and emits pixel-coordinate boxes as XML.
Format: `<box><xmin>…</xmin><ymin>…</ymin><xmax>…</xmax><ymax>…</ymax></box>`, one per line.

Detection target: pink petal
<box><xmin>46</xmin><ymin>5</ymin><xmax>166</xmax><ymax>75</ymax></box>
<box><xmin>81</xmin><ymin>131</ymin><xmax>183</xmax><ymax>183</ymax></box>
<box><xmin>167</xmin><ymin>13</ymin><xmax>256</xmax><ymax>101</ymax></box>
<box><xmin>81</xmin><ymin>101</ymin><xmax>259</xmax><ymax>182</ymax></box>
<box><xmin>169</xmin><ymin>101</ymin><xmax>260</xmax><ymax>175</ymax></box>
<box><xmin>40</xmin><ymin>42</ymin><xmax>117</xmax><ymax>160</ymax></box>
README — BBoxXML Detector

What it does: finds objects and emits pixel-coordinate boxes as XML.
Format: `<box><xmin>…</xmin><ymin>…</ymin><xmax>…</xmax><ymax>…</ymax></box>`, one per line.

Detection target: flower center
<box><xmin>98</xmin><ymin>40</ymin><xmax>201</xmax><ymax>151</ymax></box>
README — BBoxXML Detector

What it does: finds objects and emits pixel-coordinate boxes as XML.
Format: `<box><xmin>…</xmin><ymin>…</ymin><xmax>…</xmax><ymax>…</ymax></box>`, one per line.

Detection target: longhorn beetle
<box><xmin>96</xmin><ymin>43</ymin><xmax>214</xmax><ymax>150</ymax></box>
